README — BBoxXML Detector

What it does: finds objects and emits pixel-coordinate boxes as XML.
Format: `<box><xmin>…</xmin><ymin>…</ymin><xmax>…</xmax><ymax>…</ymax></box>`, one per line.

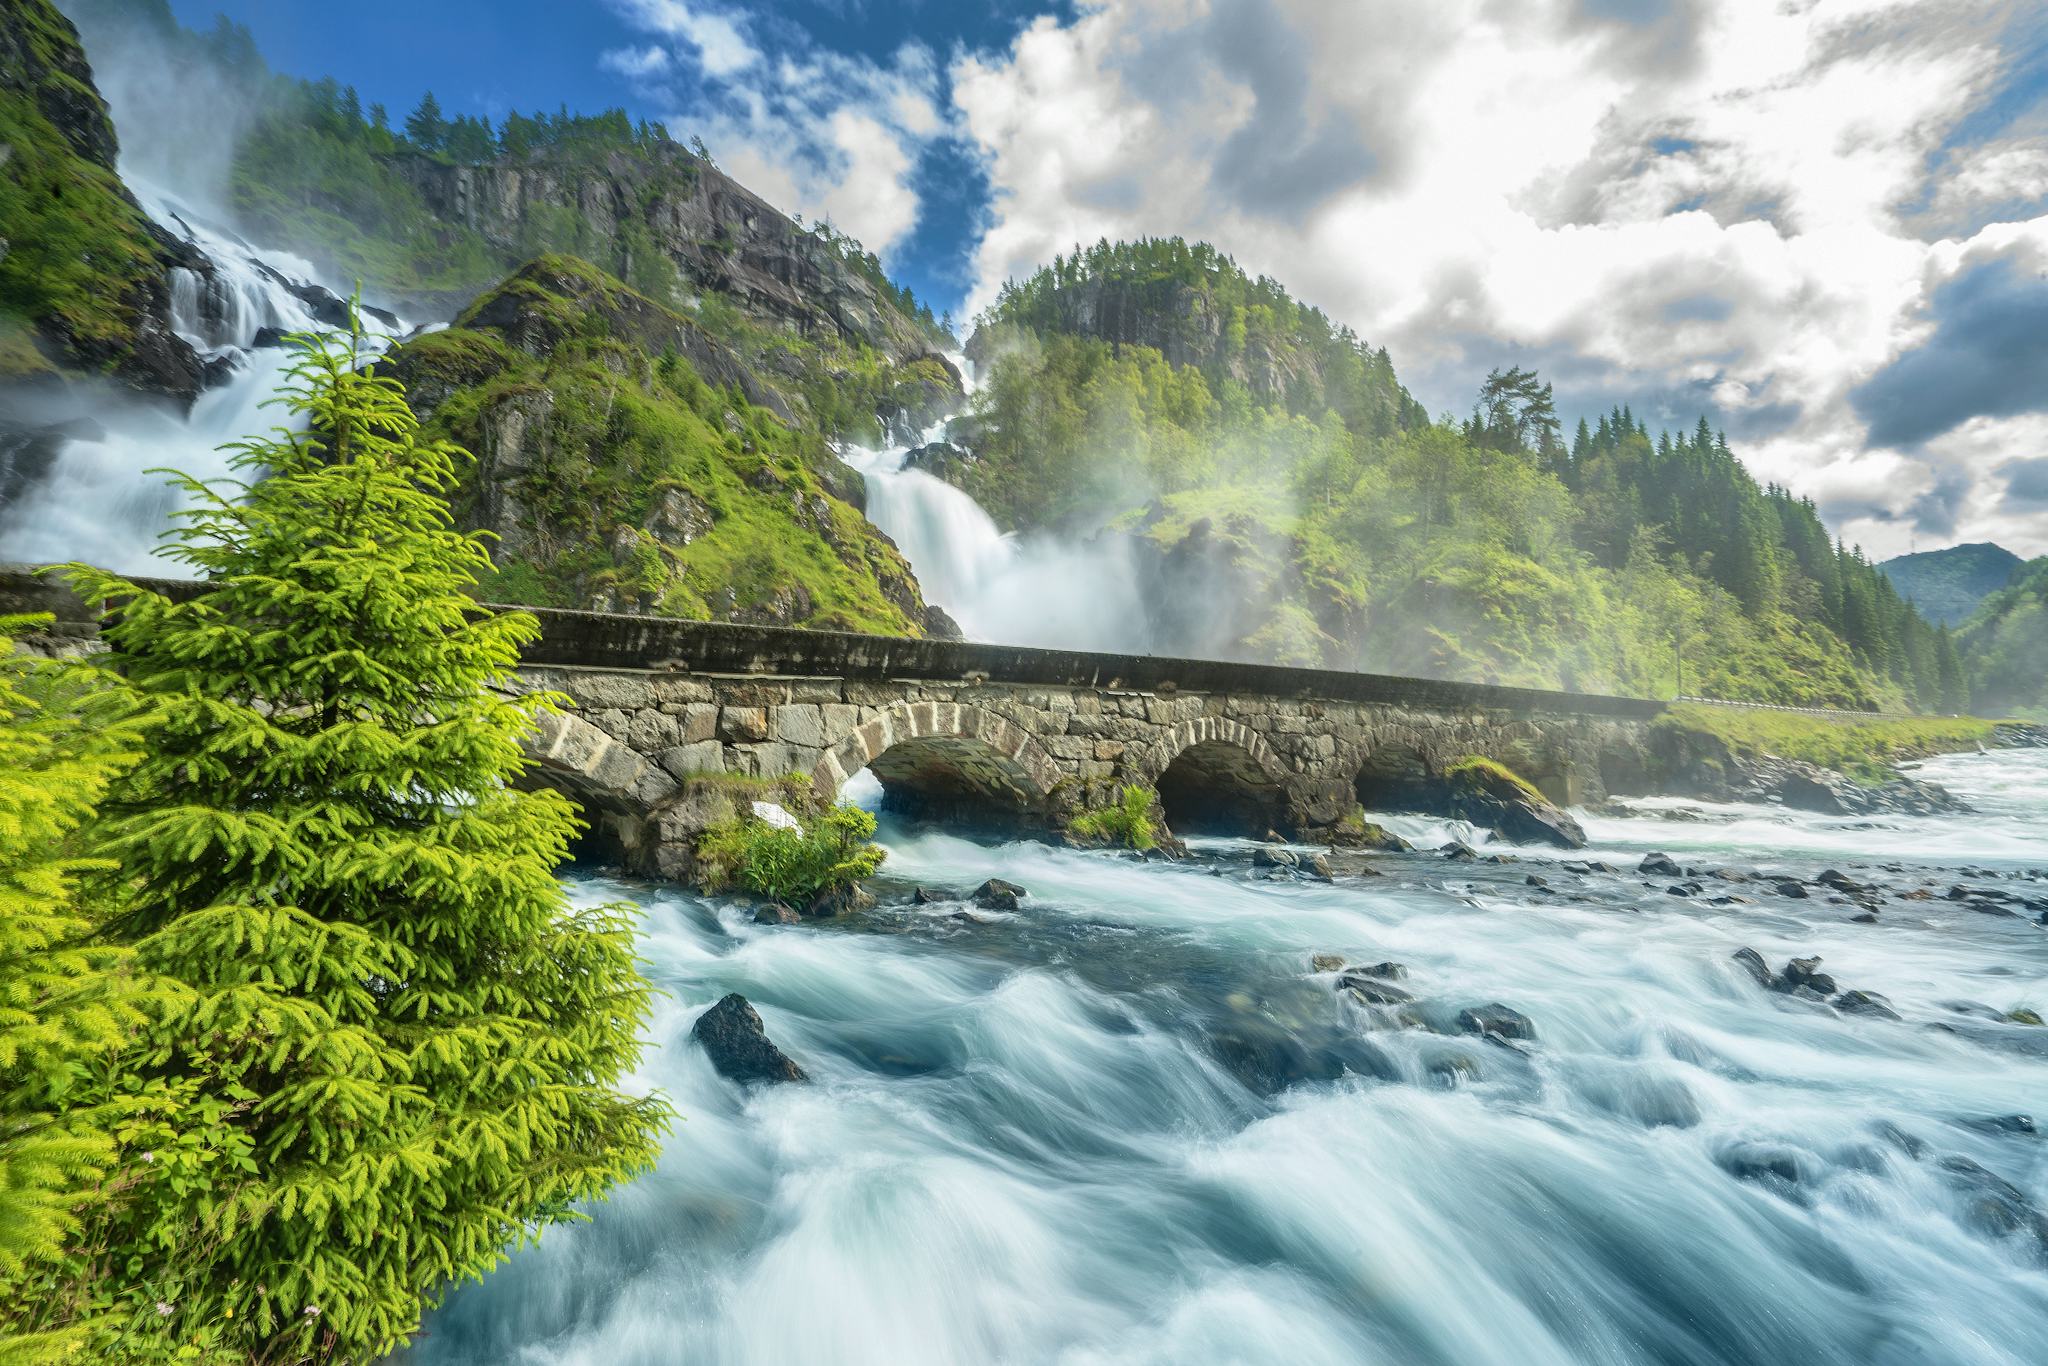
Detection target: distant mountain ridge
<box><xmin>1877</xmin><ymin>542</ymin><xmax>2022</xmax><ymax>626</ymax></box>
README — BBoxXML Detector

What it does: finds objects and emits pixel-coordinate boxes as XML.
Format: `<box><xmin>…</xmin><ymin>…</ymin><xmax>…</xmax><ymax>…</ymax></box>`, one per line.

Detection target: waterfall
<box><xmin>0</xmin><ymin>189</ymin><xmax>402</xmax><ymax>575</ymax></box>
<box><xmin>840</xmin><ymin>401</ymin><xmax>1152</xmax><ymax>652</ymax></box>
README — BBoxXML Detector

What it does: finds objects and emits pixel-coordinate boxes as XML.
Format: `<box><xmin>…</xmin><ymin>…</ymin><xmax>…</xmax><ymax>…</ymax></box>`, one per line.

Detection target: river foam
<box><xmin>404</xmin><ymin>748</ymin><xmax>2048</xmax><ymax>1366</ymax></box>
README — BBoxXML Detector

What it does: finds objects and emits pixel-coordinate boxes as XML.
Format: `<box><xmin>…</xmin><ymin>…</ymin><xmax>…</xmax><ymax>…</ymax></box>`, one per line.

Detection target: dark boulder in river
<box><xmin>1456</xmin><ymin>1003</ymin><xmax>1536</xmax><ymax>1042</ymax></box>
<box><xmin>974</xmin><ymin>879</ymin><xmax>1026</xmax><ymax>910</ymax></box>
<box><xmin>692</xmin><ymin>993</ymin><xmax>808</xmax><ymax>1084</ymax></box>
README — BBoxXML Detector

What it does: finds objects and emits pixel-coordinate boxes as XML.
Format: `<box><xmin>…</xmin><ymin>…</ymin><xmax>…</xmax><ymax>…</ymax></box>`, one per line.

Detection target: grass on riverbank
<box><xmin>1661</xmin><ymin>704</ymin><xmax>1997</xmax><ymax>785</ymax></box>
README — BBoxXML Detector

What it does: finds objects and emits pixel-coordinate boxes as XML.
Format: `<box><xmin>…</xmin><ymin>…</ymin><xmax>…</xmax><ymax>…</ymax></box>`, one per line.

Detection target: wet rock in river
<box><xmin>1937</xmin><ymin>1156</ymin><xmax>2048</xmax><ymax>1257</ymax></box>
<box><xmin>1340</xmin><ymin>974</ymin><xmax>1416</xmax><ymax>1007</ymax></box>
<box><xmin>1716</xmin><ymin>1140</ymin><xmax>1810</xmax><ymax>1189</ymax></box>
<box><xmin>1252</xmin><ymin>846</ymin><xmax>1299</xmax><ymax>869</ymax></box>
<box><xmin>1818</xmin><ymin>869</ymin><xmax>1868</xmax><ymax>894</ymax></box>
<box><xmin>1456</xmin><ymin>1003</ymin><xmax>1536</xmax><ymax>1042</ymax></box>
<box><xmin>1832</xmin><ymin>989</ymin><xmax>1901</xmax><ymax>1020</ymax></box>
<box><xmin>1960</xmin><ymin>1114</ymin><xmax>2038</xmax><ymax>1137</ymax></box>
<box><xmin>1442</xmin><ymin>841</ymin><xmax>1479</xmax><ymax>861</ymax></box>
<box><xmin>1774</xmin><ymin>956</ymin><xmax>1838</xmax><ymax>996</ymax></box>
<box><xmin>805</xmin><ymin>884</ymin><xmax>875</xmax><ymax>918</ymax></box>
<box><xmin>693</xmin><ymin>993</ymin><xmax>808</xmax><ymax>1084</ymax></box>
<box><xmin>753</xmin><ymin>902</ymin><xmax>801</xmax><ymax>925</ymax></box>
<box><xmin>1639</xmin><ymin>852</ymin><xmax>1684</xmax><ymax>878</ymax></box>
<box><xmin>1209</xmin><ymin>1027</ymin><xmax>1346</xmax><ymax>1094</ymax></box>
<box><xmin>1311</xmin><ymin>953</ymin><xmax>1347</xmax><ymax>973</ymax></box>
<box><xmin>1307</xmin><ymin>853</ymin><xmax>1334</xmax><ymax>882</ymax></box>
<box><xmin>1356</xmin><ymin>961</ymin><xmax>1408</xmax><ymax>981</ymax></box>
<box><xmin>1774</xmin><ymin>881</ymin><xmax>1810</xmax><ymax>899</ymax></box>
<box><xmin>973</xmin><ymin>878</ymin><xmax>1026</xmax><ymax>910</ymax></box>
<box><xmin>1731</xmin><ymin>947</ymin><xmax>1773</xmax><ymax>989</ymax></box>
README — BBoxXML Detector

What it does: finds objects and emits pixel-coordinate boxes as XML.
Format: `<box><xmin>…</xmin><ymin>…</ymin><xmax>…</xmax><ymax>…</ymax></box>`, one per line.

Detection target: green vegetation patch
<box><xmin>1067</xmin><ymin>784</ymin><xmax>1159</xmax><ymax>850</ymax></box>
<box><xmin>696</xmin><ymin>804</ymin><xmax>887</xmax><ymax>905</ymax></box>
<box><xmin>1443</xmin><ymin>755</ymin><xmax>1546</xmax><ymax>804</ymax></box>
<box><xmin>1662</xmin><ymin>703</ymin><xmax>1996</xmax><ymax>785</ymax></box>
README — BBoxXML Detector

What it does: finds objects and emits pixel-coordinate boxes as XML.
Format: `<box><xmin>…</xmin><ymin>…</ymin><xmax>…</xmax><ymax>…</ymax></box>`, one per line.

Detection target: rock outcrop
<box><xmin>0</xmin><ymin>0</ymin><xmax>206</xmax><ymax>399</ymax></box>
<box><xmin>391</xmin><ymin>150</ymin><xmax>947</xmax><ymax>369</ymax></box>
<box><xmin>379</xmin><ymin>256</ymin><xmax>940</xmax><ymax>634</ymax></box>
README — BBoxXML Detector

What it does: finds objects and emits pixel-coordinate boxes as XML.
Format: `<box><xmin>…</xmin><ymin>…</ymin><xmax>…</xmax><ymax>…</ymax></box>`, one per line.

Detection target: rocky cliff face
<box><xmin>392</xmin><ymin>151</ymin><xmax>943</xmax><ymax>368</ymax></box>
<box><xmin>966</xmin><ymin>274</ymin><xmax>1323</xmax><ymax>412</ymax></box>
<box><xmin>0</xmin><ymin>0</ymin><xmax>206</xmax><ymax>399</ymax></box>
<box><xmin>379</xmin><ymin>255</ymin><xmax>940</xmax><ymax>635</ymax></box>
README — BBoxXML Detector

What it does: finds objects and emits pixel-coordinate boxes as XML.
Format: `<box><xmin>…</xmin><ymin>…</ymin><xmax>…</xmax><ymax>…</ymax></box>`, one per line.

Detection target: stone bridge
<box><xmin>507</xmin><ymin>607</ymin><xmax>1667</xmax><ymax>879</ymax></box>
<box><xmin>3</xmin><ymin>571</ymin><xmax>1669</xmax><ymax>882</ymax></box>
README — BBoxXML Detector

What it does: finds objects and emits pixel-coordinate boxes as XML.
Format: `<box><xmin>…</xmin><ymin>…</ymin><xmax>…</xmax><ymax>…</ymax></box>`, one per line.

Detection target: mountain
<box><xmin>53</xmin><ymin>0</ymin><xmax>961</xmax><ymax>442</ymax></box>
<box><xmin>380</xmin><ymin>255</ymin><xmax>946</xmax><ymax>633</ymax></box>
<box><xmin>1955</xmin><ymin>556</ymin><xmax>2048</xmax><ymax>717</ymax></box>
<box><xmin>6</xmin><ymin>1</ymin><xmax>964</xmax><ymax>636</ymax></box>
<box><xmin>950</xmin><ymin>239</ymin><xmax>1960</xmax><ymax>710</ymax></box>
<box><xmin>1878</xmin><ymin>542</ymin><xmax>2023</xmax><ymax>627</ymax></box>
<box><xmin>0</xmin><ymin>0</ymin><xmax>206</xmax><ymax>397</ymax></box>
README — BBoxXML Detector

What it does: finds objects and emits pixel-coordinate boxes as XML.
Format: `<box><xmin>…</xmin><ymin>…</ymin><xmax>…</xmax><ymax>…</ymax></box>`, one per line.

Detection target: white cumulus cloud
<box><xmin>949</xmin><ymin>0</ymin><xmax>2048</xmax><ymax>557</ymax></box>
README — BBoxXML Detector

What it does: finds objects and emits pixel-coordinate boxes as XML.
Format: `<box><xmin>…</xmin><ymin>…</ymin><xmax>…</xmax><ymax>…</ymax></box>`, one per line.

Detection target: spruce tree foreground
<box><xmin>0</xmin><ymin>617</ymin><xmax>153</xmax><ymax>1365</ymax></box>
<box><xmin>0</xmin><ymin>320</ymin><xmax>671</xmax><ymax>1363</ymax></box>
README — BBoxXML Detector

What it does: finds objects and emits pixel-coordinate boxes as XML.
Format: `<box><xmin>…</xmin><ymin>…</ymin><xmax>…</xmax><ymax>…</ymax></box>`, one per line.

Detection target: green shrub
<box><xmin>1068</xmin><ymin>784</ymin><xmax>1159</xmax><ymax>850</ymax></box>
<box><xmin>696</xmin><ymin>804</ymin><xmax>886</xmax><ymax>904</ymax></box>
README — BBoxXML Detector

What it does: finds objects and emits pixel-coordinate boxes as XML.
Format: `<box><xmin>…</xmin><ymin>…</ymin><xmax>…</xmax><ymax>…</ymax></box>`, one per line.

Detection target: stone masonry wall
<box><xmin>517</xmin><ymin>664</ymin><xmax>1659</xmax><ymax>880</ymax></box>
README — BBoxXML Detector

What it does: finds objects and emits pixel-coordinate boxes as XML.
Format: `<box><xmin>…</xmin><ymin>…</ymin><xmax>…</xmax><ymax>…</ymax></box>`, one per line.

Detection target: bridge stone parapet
<box><xmin>2</xmin><ymin>570</ymin><xmax>1671</xmax><ymax>881</ymax></box>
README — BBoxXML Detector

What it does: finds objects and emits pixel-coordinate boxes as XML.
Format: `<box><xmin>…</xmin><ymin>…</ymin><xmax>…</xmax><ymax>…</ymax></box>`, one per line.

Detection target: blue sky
<box><xmin>147</xmin><ymin>0</ymin><xmax>2048</xmax><ymax>557</ymax></box>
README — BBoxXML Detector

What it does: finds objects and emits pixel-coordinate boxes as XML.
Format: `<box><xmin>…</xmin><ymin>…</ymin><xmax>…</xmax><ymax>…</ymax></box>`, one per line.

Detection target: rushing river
<box><xmin>405</xmin><ymin>747</ymin><xmax>2048</xmax><ymax>1366</ymax></box>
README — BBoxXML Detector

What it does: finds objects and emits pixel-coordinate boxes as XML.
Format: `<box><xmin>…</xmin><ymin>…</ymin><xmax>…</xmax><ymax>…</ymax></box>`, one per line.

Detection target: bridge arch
<box><xmin>812</xmin><ymin>700</ymin><xmax>1059</xmax><ymax>831</ymax></box>
<box><xmin>1352</xmin><ymin>734</ymin><xmax>1439</xmax><ymax>815</ymax></box>
<box><xmin>1133</xmin><ymin>717</ymin><xmax>1291</xmax><ymax>837</ymax></box>
<box><xmin>521</xmin><ymin>707</ymin><xmax>673</xmax><ymax>864</ymax></box>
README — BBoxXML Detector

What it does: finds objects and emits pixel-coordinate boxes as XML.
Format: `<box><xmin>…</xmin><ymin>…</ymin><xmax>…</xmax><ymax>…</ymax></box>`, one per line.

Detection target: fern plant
<box><xmin>64</xmin><ymin>315</ymin><xmax>671</xmax><ymax>1363</ymax></box>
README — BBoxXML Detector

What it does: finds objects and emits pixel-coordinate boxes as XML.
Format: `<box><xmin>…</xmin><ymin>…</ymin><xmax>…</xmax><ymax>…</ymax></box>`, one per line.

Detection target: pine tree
<box><xmin>65</xmin><ymin>318</ymin><xmax>670</xmax><ymax>1363</ymax></box>
<box><xmin>0</xmin><ymin>616</ymin><xmax>151</xmax><ymax>1361</ymax></box>
<box><xmin>403</xmin><ymin>90</ymin><xmax>445</xmax><ymax>151</ymax></box>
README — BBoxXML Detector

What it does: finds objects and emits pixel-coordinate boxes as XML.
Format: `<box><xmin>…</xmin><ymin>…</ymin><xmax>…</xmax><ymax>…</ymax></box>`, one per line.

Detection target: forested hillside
<box><xmin>1878</xmin><ymin>542</ymin><xmax>2023</xmax><ymax>627</ymax></box>
<box><xmin>955</xmin><ymin>239</ymin><xmax>1964</xmax><ymax>711</ymax></box>
<box><xmin>1954</xmin><ymin>557</ymin><xmax>2048</xmax><ymax>717</ymax></box>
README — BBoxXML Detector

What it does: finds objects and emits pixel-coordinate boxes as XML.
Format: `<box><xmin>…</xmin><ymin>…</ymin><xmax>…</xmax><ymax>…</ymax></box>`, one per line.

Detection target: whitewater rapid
<box><xmin>404</xmin><ymin>747</ymin><xmax>2048</xmax><ymax>1366</ymax></box>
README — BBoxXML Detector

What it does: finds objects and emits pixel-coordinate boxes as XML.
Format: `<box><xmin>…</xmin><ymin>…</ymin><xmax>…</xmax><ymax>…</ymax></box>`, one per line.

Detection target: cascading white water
<box><xmin>839</xmin><ymin>438</ymin><xmax>1150</xmax><ymax>651</ymax></box>
<box><xmin>0</xmin><ymin>189</ymin><xmax>400</xmax><ymax>574</ymax></box>
<box><xmin>402</xmin><ymin>746</ymin><xmax>2048</xmax><ymax>1366</ymax></box>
